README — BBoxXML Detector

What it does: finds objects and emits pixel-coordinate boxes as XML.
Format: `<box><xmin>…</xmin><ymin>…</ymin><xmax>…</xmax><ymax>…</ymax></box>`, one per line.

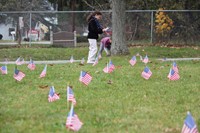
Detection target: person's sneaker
<box><xmin>87</xmin><ymin>61</ymin><xmax>95</xmax><ymax>64</ymax></box>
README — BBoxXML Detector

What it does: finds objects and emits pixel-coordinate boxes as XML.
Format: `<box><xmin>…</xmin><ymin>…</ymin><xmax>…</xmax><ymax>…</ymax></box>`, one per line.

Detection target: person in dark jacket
<box><xmin>87</xmin><ymin>11</ymin><xmax>107</xmax><ymax>64</ymax></box>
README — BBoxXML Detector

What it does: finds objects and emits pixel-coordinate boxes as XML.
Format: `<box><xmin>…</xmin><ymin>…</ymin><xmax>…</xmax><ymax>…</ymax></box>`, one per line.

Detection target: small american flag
<box><xmin>70</xmin><ymin>56</ymin><xmax>74</xmax><ymax>63</ymax></box>
<box><xmin>66</xmin><ymin>104</ymin><xmax>83</xmax><ymax>131</ymax></box>
<box><xmin>27</xmin><ymin>59</ymin><xmax>36</xmax><ymax>70</ymax></box>
<box><xmin>79</xmin><ymin>71</ymin><xmax>92</xmax><ymax>86</ymax></box>
<box><xmin>103</xmin><ymin>60</ymin><xmax>115</xmax><ymax>73</ymax></box>
<box><xmin>168</xmin><ymin>69</ymin><xmax>180</xmax><ymax>81</ymax></box>
<box><xmin>172</xmin><ymin>62</ymin><xmax>179</xmax><ymax>73</ymax></box>
<box><xmin>13</xmin><ymin>68</ymin><xmax>25</xmax><ymax>81</ymax></box>
<box><xmin>181</xmin><ymin>112</ymin><xmax>199</xmax><ymax>133</ymax></box>
<box><xmin>141</xmin><ymin>66</ymin><xmax>152</xmax><ymax>80</ymax></box>
<box><xmin>15</xmin><ymin>57</ymin><xmax>24</xmax><ymax>65</ymax></box>
<box><xmin>39</xmin><ymin>65</ymin><xmax>47</xmax><ymax>78</ymax></box>
<box><xmin>48</xmin><ymin>86</ymin><xmax>60</xmax><ymax>102</ymax></box>
<box><xmin>142</xmin><ymin>55</ymin><xmax>149</xmax><ymax>64</ymax></box>
<box><xmin>67</xmin><ymin>86</ymin><xmax>76</xmax><ymax>105</ymax></box>
<box><xmin>129</xmin><ymin>56</ymin><xmax>137</xmax><ymax>66</ymax></box>
<box><xmin>108</xmin><ymin>60</ymin><xmax>115</xmax><ymax>70</ymax></box>
<box><xmin>103</xmin><ymin>63</ymin><xmax>109</xmax><ymax>73</ymax></box>
<box><xmin>92</xmin><ymin>57</ymin><xmax>98</xmax><ymax>66</ymax></box>
<box><xmin>140</xmin><ymin>55</ymin><xmax>143</xmax><ymax>61</ymax></box>
<box><xmin>81</xmin><ymin>58</ymin><xmax>85</xmax><ymax>64</ymax></box>
<box><xmin>0</xmin><ymin>65</ymin><xmax>7</xmax><ymax>75</ymax></box>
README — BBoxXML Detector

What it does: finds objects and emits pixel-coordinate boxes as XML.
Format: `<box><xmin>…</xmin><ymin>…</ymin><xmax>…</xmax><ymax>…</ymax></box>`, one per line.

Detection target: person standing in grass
<box><xmin>97</xmin><ymin>37</ymin><xmax>112</xmax><ymax>59</ymax></box>
<box><xmin>87</xmin><ymin>11</ymin><xmax>107</xmax><ymax>64</ymax></box>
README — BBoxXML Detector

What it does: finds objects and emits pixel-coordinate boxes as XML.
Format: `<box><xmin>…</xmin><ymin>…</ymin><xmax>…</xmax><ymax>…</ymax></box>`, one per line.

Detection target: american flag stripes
<box><xmin>67</xmin><ymin>86</ymin><xmax>76</xmax><ymax>105</ymax></box>
<box><xmin>141</xmin><ymin>66</ymin><xmax>152</xmax><ymax>80</ymax></box>
<box><xmin>142</xmin><ymin>55</ymin><xmax>149</xmax><ymax>64</ymax></box>
<box><xmin>48</xmin><ymin>86</ymin><xmax>60</xmax><ymax>102</ymax></box>
<box><xmin>79</xmin><ymin>71</ymin><xmax>92</xmax><ymax>86</ymax></box>
<box><xmin>13</xmin><ymin>68</ymin><xmax>25</xmax><ymax>81</ymax></box>
<box><xmin>66</xmin><ymin>104</ymin><xmax>83</xmax><ymax>131</ymax></box>
<box><xmin>27</xmin><ymin>59</ymin><xmax>36</xmax><ymax>70</ymax></box>
<box><xmin>15</xmin><ymin>57</ymin><xmax>24</xmax><ymax>65</ymax></box>
<box><xmin>129</xmin><ymin>56</ymin><xmax>137</xmax><ymax>66</ymax></box>
<box><xmin>181</xmin><ymin>112</ymin><xmax>199</xmax><ymax>133</ymax></box>
<box><xmin>168</xmin><ymin>68</ymin><xmax>180</xmax><ymax>81</ymax></box>
<box><xmin>39</xmin><ymin>65</ymin><xmax>47</xmax><ymax>78</ymax></box>
<box><xmin>0</xmin><ymin>65</ymin><xmax>7</xmax><ymax>75</ymax></box>
<box><xmin>172</xmin><ymin>62</ymin><xmax>179</xmax><ymax>73</ymax></box>
<box><xmin>103</xmin><ymin>60</ymin><xmax>115</xmax><ymax>73</ymax></box>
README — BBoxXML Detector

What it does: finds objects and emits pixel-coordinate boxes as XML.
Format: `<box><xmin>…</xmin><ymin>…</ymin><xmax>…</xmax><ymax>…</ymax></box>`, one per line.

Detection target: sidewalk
<box><xmin>157</xmin><ymin>58</ymin><xmax>200</xmax><ymax>61</ymax></box>
<box><xmin>0</xmin><ymin>60</ymin><xmax>82</xmax><ymax>64</ymax></box>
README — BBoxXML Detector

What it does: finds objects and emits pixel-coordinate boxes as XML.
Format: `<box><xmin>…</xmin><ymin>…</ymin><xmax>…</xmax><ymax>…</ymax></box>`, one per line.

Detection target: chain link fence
<box><xmin>0</xmin><ymin>10</ymin><xmax>200</xmax><ymax>47</ymax></box>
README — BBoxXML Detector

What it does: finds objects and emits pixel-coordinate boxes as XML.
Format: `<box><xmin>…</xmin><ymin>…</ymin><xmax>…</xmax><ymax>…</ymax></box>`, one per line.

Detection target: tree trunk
<box><xmin>111</xmin><ymin>0</ymin><xmax>129</xmax><ymax>55</ymax></box>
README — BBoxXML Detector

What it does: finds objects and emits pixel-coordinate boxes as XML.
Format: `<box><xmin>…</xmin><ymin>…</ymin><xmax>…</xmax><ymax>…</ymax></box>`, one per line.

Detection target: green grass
<box><xmin>0</xmin><ymin>46</ymin><xmax>200</xmax><ymax>133</ymax></box>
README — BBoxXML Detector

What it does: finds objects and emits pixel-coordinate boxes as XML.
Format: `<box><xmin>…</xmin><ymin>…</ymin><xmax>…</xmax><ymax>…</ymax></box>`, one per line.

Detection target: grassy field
<box><xmin>0</xmin><ymin>46</ymin><xmax>200</xmax><ymax>133</ymax></box>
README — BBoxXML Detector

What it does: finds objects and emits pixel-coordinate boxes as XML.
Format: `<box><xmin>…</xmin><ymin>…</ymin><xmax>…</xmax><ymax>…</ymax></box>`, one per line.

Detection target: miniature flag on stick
<box><xmin>13</xmin><ymin>67</ymin><xmax>25</xmax><ymax>81</ymax></box>
<box><xmin>140</xmin><ymin>55</ymin><xmax>143</xmax><ymax>61</ymax></box>
<box><xmin>172</xmin><ymin>62</ymin><xmax>179</xmax><ymax>73</ymax></box>
<box><xmin>142</xmin><ymin>55</ymin><xmax>149</xmax><ymax>64</ymax></box>
<box><xmin>27</xmin><ymin>58</ymin><xmax>36</xmax><ymax>70</ymax></box>
<box><xmin>66</xmin><ymin>104</ymin><xmax>83</xmax><ymax>131</ymax></box>
<box><xmin>70</xmin><ymin>56</ymin><xmax>74</xmax><ymax>63</ymax></box>
<box><xmin>48</xmin><ymin>86</ymin><xmax>60</xmax><ymax>102</ymax></box>
<box><xmin>79</xmin><ymin>71</ymin><xmax>92</xmax><ymax>86</ymax></box>
<box><xmin>141</xmin><ymin>66</ymin><xmax>152</xmax><ymax>80</ymax></box>
<box><xmin>103</xmin><ymin>60</ymin><xmax>115</xmax><ymax>73</ymax></box>
<box><xmin>0</xmin><ymin>65</ymin><xmax>7</xmax><ymax>75</ymax></box>
<box><xmin>67</xmin><ymin>86</ymin><xmax>76</xmax><ymax>105</ymax></box>
<box><xmin>168</xmin><ymin>68</ymin><xmax>180</xmax><ymax>81</ymax></box>
<box><xmin>80</xmin><ymin>58</ymin><xmax>85</xmax><ymax>64</ymax></box>
<box><xmin>92</xmin><ymin>57</ymin><xmax>98</xmax><ymax>66</ymax></box>
<box><xmin>181</xmin><ymin>112</ymin><xmax>199</xmax><ymax>133</ymax></box>
<box><xmin>15</xmin><ymin>57</ymin><xmax>24</xmax><ymax>65</ymax></box>
<box><xmin>39</xmin><ymin>65</ymin><xmax>47</xmax><ymax>78</ymax></box>
<box><xmin>129</xmin><ymin>56</ymin><xmax>137</xmax><ymax>66</ymax></box>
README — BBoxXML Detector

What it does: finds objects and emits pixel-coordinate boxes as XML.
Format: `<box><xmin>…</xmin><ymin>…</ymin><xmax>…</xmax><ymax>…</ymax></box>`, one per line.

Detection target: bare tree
<box><xmin>111</xmin><ymin>0</ymin><xmax>129</xmax><ymax>55</ymax></box>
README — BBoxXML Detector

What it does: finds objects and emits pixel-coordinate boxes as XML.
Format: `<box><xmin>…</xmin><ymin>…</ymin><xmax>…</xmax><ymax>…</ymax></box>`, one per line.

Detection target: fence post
<box><xmin>150</xmin><ymin>11</ymin><xmax>154</xmax><ymax>43</ymax></box>
<box><xmin>74</xmin><ymin>31</ymin><xmax>77</xmax><ymax>47</ymax></box>
<box><xmin>50</xmin><ymin>26</ymin><xmax>53</xmax><ymax>45</ymax></box>
<box><xmin>29</xmin><ymin>12</ymin><xmax>32</xmax><ymax>47</ymax></box>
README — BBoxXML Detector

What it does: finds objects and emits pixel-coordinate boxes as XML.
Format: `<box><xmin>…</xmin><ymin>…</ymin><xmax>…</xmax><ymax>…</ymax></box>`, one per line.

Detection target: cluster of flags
<box><xmin>129</xmin><ymin>54</ymin><xmax>180</xmax><ymax>81</ymax></box>
<box><xmin>66</xmin><ymin>86</ymin><xmax>83</xmax><ymax>131</ymax></box>
<box><xmin>1</xmin><ymin>55</ymin><xmax>198</xmax><ymax>132</ymax></box>
<box><xmin>47</xmin><ymin>85</ymin><xmax>82</xmax><ymax>131</ymax></box>
<box><xmin>0</xmin><ymin>57</ymin><xmax>48</xmax><ymax>81</ymax></box>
